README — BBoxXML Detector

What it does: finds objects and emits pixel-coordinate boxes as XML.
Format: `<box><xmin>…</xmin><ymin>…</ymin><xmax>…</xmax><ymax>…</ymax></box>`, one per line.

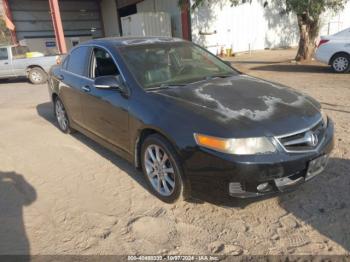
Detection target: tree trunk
<box><xmin>0</xmin><ymin>21</ymin><xmax>11</xmax><ymax>45</ymax></box>
<box><xmin>295</xmin><ymin>14</ymin><xmax>320</xmax><ymax>61</ymax></box>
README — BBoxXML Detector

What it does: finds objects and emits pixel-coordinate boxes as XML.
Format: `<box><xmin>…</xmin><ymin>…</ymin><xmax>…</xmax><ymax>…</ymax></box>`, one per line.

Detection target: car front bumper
<box><xmin>183</xmin><ymin>120</ymin><xmax>335</xmax><ymax>199</ymax></box>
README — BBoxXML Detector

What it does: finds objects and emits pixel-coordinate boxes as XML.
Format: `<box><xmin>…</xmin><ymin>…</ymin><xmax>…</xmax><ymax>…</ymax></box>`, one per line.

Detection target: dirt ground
<box><xmin>0</xmin><ymin>49</ymin><xmax>349</xmax><ymax>256</ymax></box>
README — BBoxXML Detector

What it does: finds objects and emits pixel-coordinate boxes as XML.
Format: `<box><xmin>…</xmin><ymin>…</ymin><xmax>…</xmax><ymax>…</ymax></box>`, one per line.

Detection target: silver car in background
<box><xmin>0</xmin><ymin>45</ymin><xmax>58</xmax><ymax>84</ymax></box>
<box><xmin>315</xmin><ymin>27</ymin><xmax>350</xmax><ymax>73</ymax></box>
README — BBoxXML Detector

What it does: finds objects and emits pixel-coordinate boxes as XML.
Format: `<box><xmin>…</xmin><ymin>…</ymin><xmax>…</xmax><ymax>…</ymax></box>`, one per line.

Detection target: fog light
<box><xmin>257</xmin><ymin>182</ymin><xmax>272</xmax><ymax>193</ymax></box>
<box><xmin>229</xmin><ymin>182</ymin><xmax>245</xmax><ymax>194</ymax></box>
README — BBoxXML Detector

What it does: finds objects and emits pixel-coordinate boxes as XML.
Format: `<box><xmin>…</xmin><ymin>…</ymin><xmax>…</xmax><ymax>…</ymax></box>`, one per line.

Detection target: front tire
<box><xmin>54</xmin><ymin>97</ymin><xmax>73</xmax><ymax>134</ymax></box>
<box><xmin>141</xmin><ymin>134</ymin><xmax>189</xmax><ymax>203</ymax></box>
<box><xmin>28</xmin><ymin>67</ymin><xmax>48</xmax><ymax>84</ymax></box>
<box><xmin>331</xmin><ymin>53</ymin><xmax>350</xmax><ymax>73</ymax></box>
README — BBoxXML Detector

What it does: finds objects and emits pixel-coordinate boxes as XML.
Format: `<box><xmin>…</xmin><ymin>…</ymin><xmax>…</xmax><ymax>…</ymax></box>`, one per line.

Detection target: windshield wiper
<box><xmin>191</xmin><ymin>74</ymin><xmax>234</xmax><ymax>84</ymax></box>
<box><xmin>207</xmin><ymin>74</ymin><xmax>234</xmax><ymax>79</ymax></box>
<box><xmin>146</xmin><ymin>83</ymin><xmax>186</xmax><ymax>91</ymax></box>
<box><xmin>160</xmin><ymin>83</ymin><xmax>187</xmax><ymax>87</ymax></box>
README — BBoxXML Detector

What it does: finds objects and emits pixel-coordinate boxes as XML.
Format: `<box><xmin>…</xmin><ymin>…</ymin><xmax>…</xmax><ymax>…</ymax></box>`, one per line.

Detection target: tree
<box><xmin>179</xmin><ymin>0</ymin><xmax>348</xmax><ymax>61</ymax></box>
<box><xmin>0</xmin><ymin>18</ymin><xmax>11</xmax><ymax>45</ymax></box>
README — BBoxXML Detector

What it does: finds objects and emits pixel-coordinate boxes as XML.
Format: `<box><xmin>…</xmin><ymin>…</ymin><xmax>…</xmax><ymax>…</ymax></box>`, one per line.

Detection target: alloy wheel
<box><xmin>31</xmin><ymin>71</ymin><xmax>43</xmax><ymax>83</ymax></box>
<box><xmin>144</xmin><ymin>144</ymin><xmax>176</xmax><ymax>196</ymax></box>
<box><xmin>55</xmin><ymin>99</ymin><xmax>68</xmax><ymax>131</ymax></box>
<box><xmin>333</xmin><ymin>56</ymin><xmax>349</xmax><ymax>72</ymax></box>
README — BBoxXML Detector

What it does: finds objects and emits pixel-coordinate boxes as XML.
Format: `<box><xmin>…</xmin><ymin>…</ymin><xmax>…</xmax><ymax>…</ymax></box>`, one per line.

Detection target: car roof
<box><xmin>83</xmin><ymin>36</ymin><xmax>186</xmax><ymax>47</ymax></box>
<box><xmin>0</xmin><ymin>45</ymin><xmax>27</xmax><ymax>48</ymax></box>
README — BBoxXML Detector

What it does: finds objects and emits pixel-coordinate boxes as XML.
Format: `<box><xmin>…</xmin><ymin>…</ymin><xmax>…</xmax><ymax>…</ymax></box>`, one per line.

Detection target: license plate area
<box><xmin>306</xmin><ymin>154</ymin><xmax>329</xmax><ymax>181</ymax></box>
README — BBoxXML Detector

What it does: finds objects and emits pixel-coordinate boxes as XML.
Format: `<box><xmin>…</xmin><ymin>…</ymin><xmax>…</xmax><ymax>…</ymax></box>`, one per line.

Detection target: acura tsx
<box><xmin>48</xmin><ymin>37</ymin><xmax>334</xmax><ymax>203</ymax></box>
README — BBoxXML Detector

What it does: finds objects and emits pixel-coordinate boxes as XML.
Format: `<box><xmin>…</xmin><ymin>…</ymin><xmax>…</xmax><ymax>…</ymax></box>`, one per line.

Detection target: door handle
<box><xmin>57</xmin><ymin>74</ymin><xmax>64</xmax><ymax>81</ymax></box>
<box><xmin>82</xmin><ymin>85</ymin><xmax>91</xmax><ymax>92</ymax></box>
<box><xmin>4</xmin><ymin>62</ymin><xmax>8</xmax><ymax>65</ymax></box>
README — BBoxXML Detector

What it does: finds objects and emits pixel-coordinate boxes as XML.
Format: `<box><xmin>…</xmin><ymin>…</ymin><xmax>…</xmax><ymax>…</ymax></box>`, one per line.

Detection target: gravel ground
<box><xmin>0</xmin><ymin>49</ymin><xmax>349</xmax><ymax>256</ymax></box>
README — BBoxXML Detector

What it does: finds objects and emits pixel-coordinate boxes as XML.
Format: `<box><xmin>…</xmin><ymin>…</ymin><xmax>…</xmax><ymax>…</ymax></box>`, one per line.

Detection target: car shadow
<box><xmin>0</xmin><ymin>171</ymin><xmax>36</xmax><ymax>259</ymax></box>
<box><xmin>36</xmin><ymin>102</ymin><xmax>148</xmax><ymax>192</ymax></box>
<box><xmin>189</xmin><ymin>190</ymin><xmax>278</xmax><ymax>208</ymax></box>
<box><xmin>321</xmin><ymin>103</ymin><xmax>350</xmax><ymax>115</ymax></box>
<box><xmin>36</xmin><ymin>101</ymin><xmax>349</xmax><ymax>229</ymax></box>
<box><xmin>190</xmin><ymin>157</ymin><xmax>350</xmax><ymax>251</ymax></box>
<box><xmin>323</xmin><ymin>107</ymin><xmax>350</xmax><ymax>115</ymax></box>
<box><xmin>278</xmin><ymin>157</ymin><xmax>350</xmax><ymax>252</ymax></box>
<box><xmin>72</xmin><ymin>132</ymin><xmax>147</xmax><ymax>187</ymax></box>
<box><xmin>250</xmin><ymin>63</ymin><xmax>334</xmax><ymax>74</ymax></box>
<box><xmin>36</xmin><ymin>102</ymin><xmax>260</xmax><ymax>208</ymax></box>
<box><xmin>0</xmin><ymin>77</ymin><xmax>30</xmax><ymax>85</ymax></box>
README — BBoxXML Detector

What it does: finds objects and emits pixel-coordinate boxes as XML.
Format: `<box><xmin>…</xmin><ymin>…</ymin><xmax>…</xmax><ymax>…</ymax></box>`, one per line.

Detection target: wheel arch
<box><xmin>329</xmin><ymin>51</ymin><xmax>350</xmax><ymax>65</ymax></box>
<box><xmin>134</xmin><ymin>127</ymin><xmax>180</xmax><ymax>169</ymax></box>
<box><xmin>134</xmin><ymin>126</ymin><xmax>192</xmax><ymax>200</ymax></box>
<box><xmin>26</xmin><ymin>65</ymin><xmax>46</xmax><ymax>75</ymax></box>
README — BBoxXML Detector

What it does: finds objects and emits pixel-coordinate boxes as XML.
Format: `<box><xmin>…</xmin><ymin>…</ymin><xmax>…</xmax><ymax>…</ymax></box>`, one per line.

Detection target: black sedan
<box><xmin>48</xmin><ymin>37</ymin><xmax>334</xmax><ymax>203</ymax></box>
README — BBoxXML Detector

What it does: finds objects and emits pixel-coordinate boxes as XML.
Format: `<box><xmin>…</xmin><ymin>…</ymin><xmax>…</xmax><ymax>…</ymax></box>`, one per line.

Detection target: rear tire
<box><xmin>331</xmin><ymin>53</ymin><xmax>350</xmax><ymax>73</ymax></box>
<box><xmin>54</xmin><ymin>97</ymin><xmax>74</xmax><ymax>134</ymax></box>
<box><xmin>141</xmin><ymin>134</ymin><xmax>190</xmax><ymax>203</ymax></box>
<box><xmin>28</xmin><ymin>67</ymin><xmax>48</xmax><ymax>84</ymax></box>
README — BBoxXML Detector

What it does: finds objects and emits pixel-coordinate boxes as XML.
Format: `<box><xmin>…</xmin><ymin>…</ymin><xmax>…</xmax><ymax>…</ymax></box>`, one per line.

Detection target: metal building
<box><xmin>9</xmin><ymin>0</ymin><xmax>103</xmax><ymax>39</ymax></box>
<box><xmin>116</xmin><ymin>0</ymin><xmax>190</xmax><ymax>40</ymax></box>
<box><xmin>1</xmin><ymin>0</ymin><xmax>191</xmax><ymax>54</ymax></box>
<box><xmin>8</xmin><ymin>0</ymin><xmax>103</xmax><ymax>53</ymax></box>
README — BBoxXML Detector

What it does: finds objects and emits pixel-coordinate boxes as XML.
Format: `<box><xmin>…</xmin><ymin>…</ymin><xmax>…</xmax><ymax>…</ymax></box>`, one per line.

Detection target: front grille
<box><xmin>277</xmin><ymin>119</ymin><xmax>326</xmax><ymax>153</ymax></box>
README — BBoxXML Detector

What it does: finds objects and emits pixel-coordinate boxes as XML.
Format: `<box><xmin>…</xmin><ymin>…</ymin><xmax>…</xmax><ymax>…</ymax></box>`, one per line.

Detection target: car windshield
<box><xmin>118</xmin><ymin>42</ymin><xmax>238</xmax><ymax>89</ymax></box>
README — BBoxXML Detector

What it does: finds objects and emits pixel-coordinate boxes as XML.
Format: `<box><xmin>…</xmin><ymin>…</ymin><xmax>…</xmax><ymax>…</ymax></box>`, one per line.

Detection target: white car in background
<box><xmin>315</xmin><ymin>27</ymin><xmax>350</xmax><ymax>73</ymax></box>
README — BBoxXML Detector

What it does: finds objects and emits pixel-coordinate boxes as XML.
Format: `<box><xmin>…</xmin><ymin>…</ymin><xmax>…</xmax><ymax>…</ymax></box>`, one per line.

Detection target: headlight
<box><xmin>321</xmin><ymin>109</ymin><xmax>328</xmax><ymax>127</ymax></box>
<box><xmin>194</xmin><ymin>133</ymin><xmax>276</xmax><ymax>155</ymax></box>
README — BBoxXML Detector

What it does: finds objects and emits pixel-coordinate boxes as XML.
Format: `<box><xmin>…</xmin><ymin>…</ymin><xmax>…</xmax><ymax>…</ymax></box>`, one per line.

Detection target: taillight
<box><xmin>318</xmin><ymin>39</ymin><xmax>329</xmax><ymax>48</ymax></box>
<box><xmin>55</xmin><ymin>55</ymin><xmax>61</xmax><ymax>65</ymax></box>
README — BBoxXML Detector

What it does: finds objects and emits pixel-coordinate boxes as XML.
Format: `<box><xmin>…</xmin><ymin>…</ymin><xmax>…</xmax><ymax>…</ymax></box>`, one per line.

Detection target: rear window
<box><xmin>11</xmin><ymin>46</ymin><xmax>30</xmax><ymax>59</ymax></box>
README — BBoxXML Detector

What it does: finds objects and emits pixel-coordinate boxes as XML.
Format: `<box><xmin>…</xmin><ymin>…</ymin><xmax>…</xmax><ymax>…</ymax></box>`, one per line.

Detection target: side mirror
<box><xmin>94</xmin><ymin>75</ymin><xmax>121</xmax><ymax>90</ymax></box>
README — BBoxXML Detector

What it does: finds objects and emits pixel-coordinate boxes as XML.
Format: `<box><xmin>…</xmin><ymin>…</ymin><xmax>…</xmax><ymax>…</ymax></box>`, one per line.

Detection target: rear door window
<box><xmin>66</xmin><ymin>46</ymin><xmax>90</xmax><ymax>76</ymax></box>
<box><xmin>0</xmin><ymin>48</ymin><xmax>8</xmax><ymax>60</ymax></box>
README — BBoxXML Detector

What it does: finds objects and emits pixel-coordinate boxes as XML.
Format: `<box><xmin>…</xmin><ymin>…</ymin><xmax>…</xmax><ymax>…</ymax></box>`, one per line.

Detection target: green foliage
<box><xmin>178</xmin><ymin>0</ymin><xmax>348</xmax><ymax>60</ymax></box>
<box><xmin>286</xmin><ymin>0</ymin><xmax>347</xmax><ymax>21</ymax></box>
<box><xmin>179</xmin><ymin>0</ymin><xmax>245</xmax><ymax>9</ymax></box>
<box><xmin>180</xmin><ymin>0</ymin><xmax>347</xmax><ymax>15</ymax></box>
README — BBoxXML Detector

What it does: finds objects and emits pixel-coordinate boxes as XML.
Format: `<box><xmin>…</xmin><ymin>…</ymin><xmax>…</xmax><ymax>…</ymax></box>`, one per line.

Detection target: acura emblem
<box><xmin>305</xmin><ymin>131</ymin><xmax>318</xmax><ymax>147</ymax></box>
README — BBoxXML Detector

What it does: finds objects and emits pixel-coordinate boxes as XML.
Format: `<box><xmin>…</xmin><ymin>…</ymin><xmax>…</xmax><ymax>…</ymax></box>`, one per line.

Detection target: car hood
<box><xmin>153</xmin><ymin>75</ymin><xmax>322</xmax><ymax>137</ymax></box>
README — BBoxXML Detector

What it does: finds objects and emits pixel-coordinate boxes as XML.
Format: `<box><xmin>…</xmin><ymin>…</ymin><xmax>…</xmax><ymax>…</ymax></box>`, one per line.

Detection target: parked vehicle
<box><xmin>0</xmin><ymin>45</ymin><xmax>58</xmax><ymax>84</ymax></box>
<box><xmin>315</xmin><ymin>27</ymin><xmax>350</xmax><ymax>73</ymax></box>
<box><xmin>48</xmin><ymin>37</ymin><xmax>334</xmax><ymax>203</ymax></box>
